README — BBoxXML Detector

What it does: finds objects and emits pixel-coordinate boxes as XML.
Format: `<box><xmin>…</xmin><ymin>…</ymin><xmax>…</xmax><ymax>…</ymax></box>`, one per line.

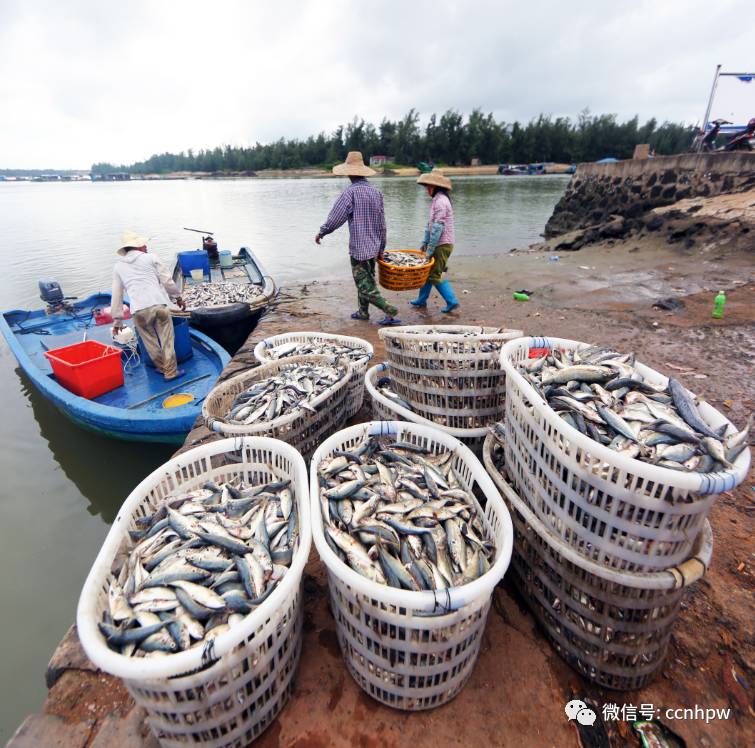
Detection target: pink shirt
<box><xmin>428</xmin><ymin>192</ymin><xmax>455</xmax><ymax>245</ymax></box>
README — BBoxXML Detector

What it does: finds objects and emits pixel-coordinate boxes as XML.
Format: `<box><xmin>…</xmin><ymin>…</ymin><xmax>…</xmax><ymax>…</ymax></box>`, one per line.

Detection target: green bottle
<box><xmin>712</xmin><ymin>290</ymin><xmax>726</xmax><ymax>319</ymax></box>
<box><xmin>513</xmin><ymin>292</ymin><xmax>530</xmax><ymax>301</ymax></box>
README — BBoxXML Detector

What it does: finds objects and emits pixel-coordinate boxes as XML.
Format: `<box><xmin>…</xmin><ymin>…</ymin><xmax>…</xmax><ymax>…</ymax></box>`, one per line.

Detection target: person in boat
<box><xmin>315</xmin><ymin>151</ymin><xmax>401</xmax><ymax>326</ymax></box>
<box><xmin>410</xmin><ymin>168</ymin><xmax>459</xmax><ymax>313</ymax></box>
<box><xmin>111</xmin><ymin>231</ymin><xmax>186</xmax><ymax>381</ymax></box>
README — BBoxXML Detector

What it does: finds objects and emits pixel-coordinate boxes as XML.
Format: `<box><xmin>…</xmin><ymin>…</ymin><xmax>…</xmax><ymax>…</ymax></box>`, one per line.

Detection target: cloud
<box><xmin>0</xmin><ymin>0</ymin><xmax>752</xmax><ymax>168</ymax></box>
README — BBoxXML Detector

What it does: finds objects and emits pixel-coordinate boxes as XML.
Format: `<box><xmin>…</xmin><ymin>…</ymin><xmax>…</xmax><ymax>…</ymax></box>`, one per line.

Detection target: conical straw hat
<box><xmin>117</xmin><ymin>230</ymin><xmax>149</xmax><ymax>256</ymax></box>
<box><xmin>332</xmin><ymin>151</ymin><xmax>376</xmax><ymax>177</ymax></box>
<box><xmin>417</xmin><ymin>168</ymin><xmax>452</xmax><ymax>191</ymax></box>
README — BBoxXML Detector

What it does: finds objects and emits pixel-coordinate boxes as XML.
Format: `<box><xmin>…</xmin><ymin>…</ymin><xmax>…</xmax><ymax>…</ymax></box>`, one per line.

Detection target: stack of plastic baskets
<box><xmin>378</xmin><ymin>325</ymin><xmax>522</xmax><ymax>430</ymax></box>
<box><xmin>499</xmin><ymin>336</ymin><xmax>749</xmax><ymax>573</ymax></box>
<box><xmin>310</xmin><ymin>421</ymin><xmax>514</xmax><ymax>710</ymax></box>
<box><xmin>483</xmin><ymin>434</ymin><xmax>713</xmax><ymax>690</ymax></box>
<box><xmin>203</xmin><ymin>355</ymin><xmax>353</xmax><ymax>461</ymax></box>
<box><xmin>365</xmin><ymin>363</ymin><xmax>488</xmax><ymax>454</ymax></box>
<box><xmin>77</xmin><ymin>437</ymin><xmax>311</xmax><ymax>747</ymax></box>
<box><xmin>253</xmin><ymin>332</ymin><xmax>373</xmax><ymax>418</ymax></box>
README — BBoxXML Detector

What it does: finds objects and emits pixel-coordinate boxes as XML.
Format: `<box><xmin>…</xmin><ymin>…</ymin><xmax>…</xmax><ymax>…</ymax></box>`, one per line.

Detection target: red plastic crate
<box><xmin>44</xmin><ymin>340</ymin><xmax>124</xmax><ymax>399</ymax></box>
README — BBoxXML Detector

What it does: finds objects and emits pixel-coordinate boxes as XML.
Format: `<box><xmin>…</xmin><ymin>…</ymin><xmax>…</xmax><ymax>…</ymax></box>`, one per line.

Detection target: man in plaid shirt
<box><xmin>315</xmin><ymin>151</ymin><xmax>400</xmax><ymax>325</ymax></box>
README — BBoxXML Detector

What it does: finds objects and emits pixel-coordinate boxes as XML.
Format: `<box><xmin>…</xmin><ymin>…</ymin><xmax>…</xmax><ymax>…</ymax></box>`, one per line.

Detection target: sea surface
<box><xmin>0</xmin><ymin>173</ymin><xmax>568</xmax><ymax>738</ymax></box>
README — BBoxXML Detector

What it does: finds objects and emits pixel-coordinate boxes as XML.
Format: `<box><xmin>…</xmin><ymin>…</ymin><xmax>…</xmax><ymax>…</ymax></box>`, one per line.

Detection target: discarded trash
<box><xmin>549</xmin><ymin>255</ymin><xmax>560</xmax><ymax>262</ymax></box>
<box><xmin>653</xmin><ymin>298</ymin><xmax>685</xmax><ymax>312</ymax></box>
<box><xmin>513</xmin><ymin>292</ymin><xmax>530</xmax><ymax>301</ymax></box>
<box><xmin>632</xmin><ymin>719</ymin><xmax>687</xmax><ymax>748</ymax></box>
<box><xmin>712</xmin><ymin>290</ymin><xmax>726</xmax><ymax>319</ymax></box>
<box><xmin>578</xmin><ymin>265</ymin><xmax>590</xmax><ymax>270</ymax></box>
<box><xmin>462</xmin><ymin>289</ymin><xmax>470</xmax><ymax>294</ymax></box>
<box><xmin>665</xmin><ymin>363</ymin><xmax>694</xmax><ymax>373</ymax></box>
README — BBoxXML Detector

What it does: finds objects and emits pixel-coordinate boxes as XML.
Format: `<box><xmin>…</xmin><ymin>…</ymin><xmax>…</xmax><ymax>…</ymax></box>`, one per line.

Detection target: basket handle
<box><xmin>667</xmin><ymin>556</ymin><xmax>707</xmax><ymax>589</ymax></box>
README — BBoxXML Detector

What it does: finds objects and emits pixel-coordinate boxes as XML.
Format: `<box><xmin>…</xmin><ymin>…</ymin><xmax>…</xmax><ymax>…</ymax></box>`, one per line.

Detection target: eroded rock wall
<box><xmin>545</xmin><ymin>153</ymin><xmax>755</xmax><ymax>237</ymax></box>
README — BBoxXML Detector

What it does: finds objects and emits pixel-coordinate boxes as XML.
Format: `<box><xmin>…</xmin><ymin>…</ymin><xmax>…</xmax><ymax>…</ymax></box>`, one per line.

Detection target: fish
<box><xmin>667</xmin><ymin>379</ymin><xmax>722</xmax><ymax>440</ymax></box>
<box><xmin>516</xmin><ymin>345</ymin><xmax>747</xmax><ymax>473</ymax></box>
<box><xmin>266</xmin><ymin>339</ymin><xmax>370</xmax><ymax>366</ymax></box>
<box><xmin>224</xmin><ymin>363</ymin><xmax>346</xmax><ymax>426</ymax></box>
<box><xmin>317</xmin><ymin>433</ymin><xmax>495</xmax><ymax>593</ymax></box>
<box><xmin>381</xmin><ymin>251</ymin><xmax>431</xmax><ymax>267</ymax></box>
<box><xmin>182</xmin><ymin>281</ymin><xmax>265</xmax><ymax>310</ymax></box>
<box><xmin>100</xmin><ymin>475</ymin><xmax>298</xmax><ymax>657</ymax></box>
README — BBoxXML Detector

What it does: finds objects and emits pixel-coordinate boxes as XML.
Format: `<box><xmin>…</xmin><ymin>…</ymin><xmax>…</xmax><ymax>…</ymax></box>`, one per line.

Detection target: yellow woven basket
<box><xmin>377</xmin><ymin>250</ymin><xmax>435</xmax><ymax>291</ymax></box>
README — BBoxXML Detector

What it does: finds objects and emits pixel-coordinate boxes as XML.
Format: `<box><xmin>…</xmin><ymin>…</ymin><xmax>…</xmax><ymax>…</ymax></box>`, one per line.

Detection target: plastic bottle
<box><xmin>513</xmin><ymin>292</ymin><xmax>530</xmax><ymax>301</ymax></box>
<box><xmin>712</xmin><ymin>290</ymin><xmax>726</xmax><ymax>319</ymax></box>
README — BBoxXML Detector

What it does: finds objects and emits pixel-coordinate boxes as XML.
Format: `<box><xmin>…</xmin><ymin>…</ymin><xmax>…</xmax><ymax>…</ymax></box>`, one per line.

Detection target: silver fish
<box><xmin>317</xmin><ymin>434</ymin><xmax>495</xmax><ymax>593</ymax></box>
<box><xmin>101</xmin><ymin>476</ymin><xmax>298</xmax><ymax>657</ymax></box>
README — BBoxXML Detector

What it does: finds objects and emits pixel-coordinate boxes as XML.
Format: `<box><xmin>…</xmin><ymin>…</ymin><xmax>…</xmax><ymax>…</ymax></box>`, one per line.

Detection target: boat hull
<box><xmin>0</xmin><ymin>293</ymin><xmax>230</xmax><ymax>443</ymax></box>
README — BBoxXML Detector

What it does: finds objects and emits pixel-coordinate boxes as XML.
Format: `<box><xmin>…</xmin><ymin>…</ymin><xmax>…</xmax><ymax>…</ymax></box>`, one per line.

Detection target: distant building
<box><xmin>369</xmin><ymin>155</ymin><xmax>392</xmax><ymax>167</ymax></box>
<box><xmin>470</xmin><ymin>158</ymin><xmax>481</xmax><ymax>166</ymax></box>
<box><xmin>91</xmin><ymin>172</ymin><xmax>131</xmax><ymax>181</ymax></box>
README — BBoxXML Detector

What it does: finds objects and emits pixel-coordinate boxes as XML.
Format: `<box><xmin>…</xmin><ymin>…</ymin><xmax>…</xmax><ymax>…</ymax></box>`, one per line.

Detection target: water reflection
<box><xmin>16</xmin><ymin>366</ymin><xmax>174</xmax><ymax>523</ymax></box>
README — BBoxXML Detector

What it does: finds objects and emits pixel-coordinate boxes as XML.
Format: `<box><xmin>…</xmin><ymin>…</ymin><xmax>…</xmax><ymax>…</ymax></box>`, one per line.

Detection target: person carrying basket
<box><xmin>410</xmin><ymin>169</ymin><xmax>459</xmax><ymax>313</ymax></box>
<box><xmin>315</xmin><ymin>151</ymin><xmax>401</xmax><ymax>326</ymax></box>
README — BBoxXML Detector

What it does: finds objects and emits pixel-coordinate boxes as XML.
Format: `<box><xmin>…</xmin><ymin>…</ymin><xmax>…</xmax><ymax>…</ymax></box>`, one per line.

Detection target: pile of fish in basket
<box><xmin>74</xmin><ymin>325</ymin><xmax>750</xmax><ymax>745</ymax></box>
<box><xmin>483</xmin><ymin>335</ymin><xmax>750</xmax><ymax>690</ymax></box>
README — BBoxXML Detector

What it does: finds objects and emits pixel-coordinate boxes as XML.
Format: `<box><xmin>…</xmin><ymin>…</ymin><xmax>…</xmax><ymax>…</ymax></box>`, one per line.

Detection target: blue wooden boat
<box><xmin>0</xmin><ymin>292</ymin><xmax>230</xmax><ymax>443</ymax></box>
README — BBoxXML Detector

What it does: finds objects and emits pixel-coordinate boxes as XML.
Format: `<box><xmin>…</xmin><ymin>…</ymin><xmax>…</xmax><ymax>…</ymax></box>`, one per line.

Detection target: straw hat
<box><xmin>332</xmin><ymin>151</ymin><xmax>376</xmax><ymax>177</ymax></box>
<box><xmin>117</xmin><ymin>230</ymin><xmax>148</xmax><ymax>256</ymax></box>
<box><xmin>417</xmin><ymin>168</ymin><xmax>452</xmax><ymax>191</ymax></box>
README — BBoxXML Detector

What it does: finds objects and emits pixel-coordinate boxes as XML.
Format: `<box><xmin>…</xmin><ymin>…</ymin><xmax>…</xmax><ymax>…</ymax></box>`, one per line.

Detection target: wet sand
<box><xmin>12</xmin><ymin>226</ymin><xmax>754</xmax><ymax>748</ymax></box>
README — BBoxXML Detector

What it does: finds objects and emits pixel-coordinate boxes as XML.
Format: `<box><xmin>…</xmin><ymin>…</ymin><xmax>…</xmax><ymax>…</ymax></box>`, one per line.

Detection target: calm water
<box><xmin>0</xmin><ymin>174</ymin><xmax>567</xmax><ymax>737</ymax></box>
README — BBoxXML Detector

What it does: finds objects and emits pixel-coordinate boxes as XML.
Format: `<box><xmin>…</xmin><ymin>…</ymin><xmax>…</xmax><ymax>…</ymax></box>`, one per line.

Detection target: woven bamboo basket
<box><xmin>377</xmin><ymin>250</ymin><xmax>434</xmax><ymax>291</ymax></box>
<box><xmin>202</xmin><ymin>355</ymin><xmax>353</xmax><ymax>461</ymax></box>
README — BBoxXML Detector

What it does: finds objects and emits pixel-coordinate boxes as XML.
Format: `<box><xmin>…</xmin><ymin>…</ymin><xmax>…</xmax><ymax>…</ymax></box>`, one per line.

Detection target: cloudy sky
<box><xmin>1</xmin><ymin>0</ymin><xmax>752</xmax><ymax>169</ymax></box>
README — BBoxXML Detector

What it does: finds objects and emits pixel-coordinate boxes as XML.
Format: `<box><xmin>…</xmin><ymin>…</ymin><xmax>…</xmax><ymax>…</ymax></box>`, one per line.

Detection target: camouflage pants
<box><xmin>350</xmin><ymin>257</ymin><xmax>398</xmax><ymax>317</ymax></box>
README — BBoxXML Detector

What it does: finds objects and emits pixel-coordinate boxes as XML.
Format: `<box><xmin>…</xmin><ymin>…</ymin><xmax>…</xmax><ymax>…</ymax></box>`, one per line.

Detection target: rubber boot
<box><xmin>436</xmin><ymin>280</ymin><xmax>459</xmax><ymax>313</ymax></box>
<box><xmin>410</xmin><ymin>282</ymin><xmax>433</xmax><ymax>307</ymax></box>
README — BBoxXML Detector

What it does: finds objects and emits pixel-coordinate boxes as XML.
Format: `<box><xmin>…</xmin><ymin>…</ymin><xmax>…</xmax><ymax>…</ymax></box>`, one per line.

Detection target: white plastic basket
<box><xmin>77</xmin><ymin>437</ymin><xmax>311</xmax><ymax>748</ymax></box>
<box><xmin>202</xmin><ymin>355</ymin><xmax>353</xmax><ymax>461</ymax></box>
<box><xmin>483</xmin><ymin>435</ymin><xmax>713</xmax><ymax>690</ymax></box>
<box><xmin>253</xmin><ymin>332</ymin><xmax>373</xmax><ymax>418</ymax></box>
<box><xmin>365</xmin><ymin>363</ymin><xmax>487</xmax><ymax>454</ymax></box>
<box><xmin>310</xmin><ymin>421</ymin><xmax>514</xmax><ymax>710</ymax></box>
<box><xmin>500</xmin><ymin>336</ymin><xmax>749</xmax><ymax>572</ymax></box>
<box><xmin>378</xmin><ymin>325</ymin><xmax>522</xmax><ymax>429</ymax></box>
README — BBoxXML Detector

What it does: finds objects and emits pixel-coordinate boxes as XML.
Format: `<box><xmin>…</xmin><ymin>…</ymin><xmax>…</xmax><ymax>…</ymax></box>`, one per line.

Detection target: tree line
<box><xmin>92</xmin><ymin>108</ymin><xmax>697</xmax><ymax>174</ymax></box>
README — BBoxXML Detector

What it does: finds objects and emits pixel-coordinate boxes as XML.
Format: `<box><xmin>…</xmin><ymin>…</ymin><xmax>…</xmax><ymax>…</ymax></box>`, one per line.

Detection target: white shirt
<box><xmin>111</xmin><ymin>250</ymin><xmax>180</xmax><ymax>319</ymax></box>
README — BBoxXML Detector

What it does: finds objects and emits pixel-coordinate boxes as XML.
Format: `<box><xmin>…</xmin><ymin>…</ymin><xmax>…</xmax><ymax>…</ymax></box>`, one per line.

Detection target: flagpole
<box><xmin>698</xmin><ymin>64</ymin><xmax>722</xmax><ymax>151</ymax></box>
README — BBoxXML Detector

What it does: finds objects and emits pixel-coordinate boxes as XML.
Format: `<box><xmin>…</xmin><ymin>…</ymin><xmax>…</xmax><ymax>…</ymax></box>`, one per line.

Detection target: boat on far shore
<box><xmin>172</xmin><ymin>245</ymin><xmax>276</xmax><ymax>354</ymax></box>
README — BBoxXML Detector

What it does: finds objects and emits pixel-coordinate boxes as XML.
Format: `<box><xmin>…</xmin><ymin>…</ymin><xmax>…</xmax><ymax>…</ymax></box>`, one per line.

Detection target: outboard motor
<box><xmin>39</xmin><ymin>280</ymin><xmax>65</xmax><ymax>313</ymax></box>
